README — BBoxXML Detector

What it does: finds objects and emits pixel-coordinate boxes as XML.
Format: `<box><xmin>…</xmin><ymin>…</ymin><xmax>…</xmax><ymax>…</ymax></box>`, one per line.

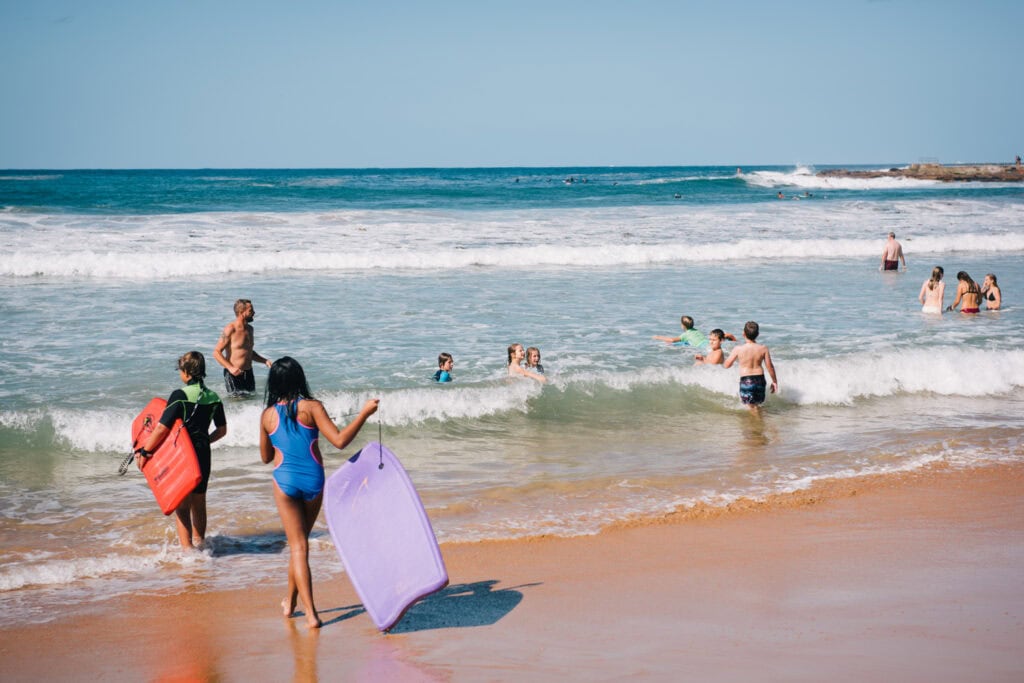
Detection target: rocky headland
<box><xmin>818</xmin><ymin>162</ymin><xmax>1024</xmax><ymax>182</ymax></box>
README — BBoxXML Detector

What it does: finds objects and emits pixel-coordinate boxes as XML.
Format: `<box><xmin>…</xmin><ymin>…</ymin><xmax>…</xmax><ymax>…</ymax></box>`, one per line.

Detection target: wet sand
<box><xmin>2</xmin><ymin>463</ymin><xmax>1022</xmax><ymax>682</ymax></box>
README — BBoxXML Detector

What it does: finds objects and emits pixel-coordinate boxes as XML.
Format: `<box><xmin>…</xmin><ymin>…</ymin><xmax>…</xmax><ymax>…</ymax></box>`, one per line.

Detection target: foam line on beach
<box><xmin>4</xmin><ymin>348</ymin><xmax>1021</xmax><ymax>453</ymax></box>
<box><xmin>3</xmin><ymin>233</ymin><xmax>1024</xmax><ymax>279</ymax></box>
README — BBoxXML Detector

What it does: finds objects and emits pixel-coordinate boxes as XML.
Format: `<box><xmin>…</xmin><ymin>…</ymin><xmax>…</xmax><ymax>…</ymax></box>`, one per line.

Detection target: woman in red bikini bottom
<box><xmin>947</xmin><ymin>271</ymin><xmax>982</xmax><ymax>313</ymax></box>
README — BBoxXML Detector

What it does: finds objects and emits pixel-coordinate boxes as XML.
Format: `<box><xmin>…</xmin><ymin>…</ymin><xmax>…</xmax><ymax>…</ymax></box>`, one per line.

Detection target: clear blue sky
<box><xmin>1</xmin><ymin>0</ymin><xmax>1021</xmax><ymax>168</ymax></box>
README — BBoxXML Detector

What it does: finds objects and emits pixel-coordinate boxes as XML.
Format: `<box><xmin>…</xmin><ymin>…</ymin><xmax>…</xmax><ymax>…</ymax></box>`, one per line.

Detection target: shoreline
<box><xmin>818</xmin><ymin>162</ymin><xmax>1024</xmax><ymax>182</ymax></box>
<box><xmin>2</xmin><ymin>461</ymin><xmax>1021</xmax><ymax>681</ymax></box>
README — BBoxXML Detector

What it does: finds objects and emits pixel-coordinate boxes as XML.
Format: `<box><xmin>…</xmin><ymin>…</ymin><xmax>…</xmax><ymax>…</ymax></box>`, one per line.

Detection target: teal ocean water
<box><xmin>2</xmin><ymin>166</ymin><xmax>1022</xmax><ymax>623</ymax></box>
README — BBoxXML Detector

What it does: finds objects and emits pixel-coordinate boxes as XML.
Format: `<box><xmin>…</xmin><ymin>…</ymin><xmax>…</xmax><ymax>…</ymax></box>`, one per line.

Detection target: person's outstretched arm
<box><xmin>312</xmin><ymin>399</ymin><xmax>380</xmax><ymax>450</ymax></box>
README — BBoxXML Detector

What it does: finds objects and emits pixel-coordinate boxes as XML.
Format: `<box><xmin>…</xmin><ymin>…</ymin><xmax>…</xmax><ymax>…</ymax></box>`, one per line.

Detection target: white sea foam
<box><xmin>0</xmin><ymin>545</ymin><xmax>204</xmax><ymax>591</ymax></box>
<box><xmin>16</xmin><ymin>348</ymin><xmax>1021</xmax><ymax>453</ymax></box>
<box><xmin>744</xmin><ymin>166</ymin><xmax>942</xmax><ymax>190</ymax></box>
<box><xmin>3</xmin><ymin>197</ymin><xmax>1023</xmax><ymax>279</ymax></box>
<box><xmin>2</xmin><ymin>232</ymin><xmax>1023</xmax><ymax>279</ymax></box>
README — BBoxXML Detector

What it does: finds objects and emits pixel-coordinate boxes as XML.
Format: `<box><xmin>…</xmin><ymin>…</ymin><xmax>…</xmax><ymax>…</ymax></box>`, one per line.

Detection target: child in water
<box><xmin>654</xmin><ymin>315</ymin><xmax>708</xmax><ymax>347</ymax></box>
<box><xmin>694</xmin><ymin>329</ymin><xmax>728</xmax><ymax>365</ymax></box>
<box><xmin>508</xmin><ymin>343</ymin><xmax>546</xmax><ymax>383</ymax></box>
<box><xmin>525</xmin><ymin>346</ymin><xmax>545</xmax><ymax>374</ymax></box>
<box><xmin>724</xmin><ymin>321</ymin><xmax>779</xmax><ymax>415</ymax></box>
<box><xmin>919</xmin><ymin>266</ymin><xmax>945</xmax><ymax>314</ymax></box>
<box><xmin>433</xmin><ymin>352</ymin><xmax>454</xmax><ymax>382</ymax></box>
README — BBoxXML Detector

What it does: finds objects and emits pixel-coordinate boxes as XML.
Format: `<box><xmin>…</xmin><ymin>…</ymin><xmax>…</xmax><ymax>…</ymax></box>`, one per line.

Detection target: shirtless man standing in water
<box><xmin>724</xmin><ymin>321</ymin><xmax>779</xmax><ymax>416</ymax></box>
<box><xmin>214</xmin><ymin>299</ymin><xmax>272</xmax><ymax>396</ymax></box>
<box><xmin>880</xmin><ymin>231</ymin><xmax>906</xmax><ymax>271</ymax></box>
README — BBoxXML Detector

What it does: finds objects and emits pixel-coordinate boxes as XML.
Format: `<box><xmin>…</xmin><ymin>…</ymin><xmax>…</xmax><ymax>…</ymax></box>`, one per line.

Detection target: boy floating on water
<box><xmin>724</xmin><ymin>321</ymin><xmax>779</xmax><ymax>415</ymax></box>
<box><xmin>655</xmin><ymin>315</ymin><xmax>735</xmax><ymax>349</ymax></box>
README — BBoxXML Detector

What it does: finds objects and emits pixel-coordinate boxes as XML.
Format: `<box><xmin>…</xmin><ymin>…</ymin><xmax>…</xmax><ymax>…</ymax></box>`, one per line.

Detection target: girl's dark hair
<box><xmin>957</xmin><ymin>271</ymin><xmax>980</xmax><ymax>294</ymax></box>
<box><xmin>264</xmin><ymin>356</ymin><xmax>314</xmax><ymax>420</ymax></box>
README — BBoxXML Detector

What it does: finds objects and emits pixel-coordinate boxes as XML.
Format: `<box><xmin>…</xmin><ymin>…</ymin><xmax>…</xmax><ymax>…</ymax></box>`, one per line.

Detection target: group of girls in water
<box><xmin>919</xmin><ymin>267</ymin><xmax>1001</xmax><ymax>314</ymax></box>
<box><xmin>507</xmin><ymin>343</ymin><xmax>547</xmax><ymax>383</ymax></box>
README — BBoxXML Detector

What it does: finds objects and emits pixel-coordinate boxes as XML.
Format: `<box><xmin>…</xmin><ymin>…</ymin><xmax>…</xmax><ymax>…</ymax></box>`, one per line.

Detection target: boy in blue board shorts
<box><xmin>724</xmin><ymin>321</ymin><xmax>779</xmax><ymax>415</ymax></box>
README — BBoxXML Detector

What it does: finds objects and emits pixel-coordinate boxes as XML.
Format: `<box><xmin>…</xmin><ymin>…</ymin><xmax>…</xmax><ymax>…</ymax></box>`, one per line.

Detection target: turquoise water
<box><xmin>1</xmin><ymin>166</ymin><xmax>1022</xmax><ymax>623</ymax></box>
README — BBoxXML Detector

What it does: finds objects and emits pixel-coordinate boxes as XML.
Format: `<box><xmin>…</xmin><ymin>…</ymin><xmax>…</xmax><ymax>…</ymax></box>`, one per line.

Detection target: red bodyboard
<box><xmin>131</xmin><ymin>397</ymin><xmax>201</xmax><ymax>515</ymax></box>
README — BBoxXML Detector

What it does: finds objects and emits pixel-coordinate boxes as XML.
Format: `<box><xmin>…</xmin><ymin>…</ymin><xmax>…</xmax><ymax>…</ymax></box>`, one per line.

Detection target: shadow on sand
<box><xmin>203</xmin><ymin>529</ymin><xmax>330</xmax><ymax>557</ymax></box>
<box><xmin>385</xmin><ymin>579</ymin><xmax>540</xmax><ymax>634</ymax></box>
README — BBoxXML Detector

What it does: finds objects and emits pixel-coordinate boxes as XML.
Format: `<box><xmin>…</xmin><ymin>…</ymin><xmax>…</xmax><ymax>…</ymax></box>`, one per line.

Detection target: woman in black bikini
<box><xmin>981</xmin><ymin>273</ymin><xmax>1001</xmax><ymax>310</ymax></box>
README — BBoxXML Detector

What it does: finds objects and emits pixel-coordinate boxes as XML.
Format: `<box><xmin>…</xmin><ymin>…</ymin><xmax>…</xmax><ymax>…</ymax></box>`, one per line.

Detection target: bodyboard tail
<box><xmin>324</xmin><ymin>441</ymin><xmax>448</xmax><ymax>631</ymax></box>
<box><xmin>131</xmin><ymin>397</ymin><xmax>201</xmax><ymax>515</ymax></box>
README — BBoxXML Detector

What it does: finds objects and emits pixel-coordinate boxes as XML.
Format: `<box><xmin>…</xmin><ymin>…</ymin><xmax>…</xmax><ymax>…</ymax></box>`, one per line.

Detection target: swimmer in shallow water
<box><xmin>981</xmin><ymin>273</ymin><xmax>1001</xmax><ymax>310</ymax></box>
<box><xmin>525</xmin><ymin>346</ymin><xmax>545</xmax><ymax>374</ymax></box>
<box><xmin>654</xmin><ymin>315</ymin><xmax>707</xmax><ymax>348</ymax></box>
<box><xmin>947</xmin><ymin>271</ymin><xmax>981</xmax><ymax>313</ymax></box>
<box><xmin>433</xmin><ymin>352</ymin><xmax>454</xmax><ymax>382</ymax></box>
<box><xmin>880</xmin><ymin>231</ymin><xmax>906</xmax><ymax>272</ymax></box>
<box><xmin>724</xmin><ymin>321</ymin><xmax>778</xmax><ymax>416</ymax></box>
<box><xmin>694</xmin><ymin>329</ymin><xmax>728</xmax><ymax>365</ymax></box>
<box><xmin>919</xmin><ymin>266</ymin><xmax>945</xmax><ymax>314</ymax></box>
<box><xmin>507</xmin><ymin>343</ymin><xmax>546</xmax><ymax>383</ymax></box>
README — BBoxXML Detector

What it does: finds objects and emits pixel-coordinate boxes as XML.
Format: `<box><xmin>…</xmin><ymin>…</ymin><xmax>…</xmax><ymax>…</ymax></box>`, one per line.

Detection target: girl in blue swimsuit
<box><xmin>260</xmin><ymin>356</ymin><xmax>379</xmax><ymax>629</ymax></box>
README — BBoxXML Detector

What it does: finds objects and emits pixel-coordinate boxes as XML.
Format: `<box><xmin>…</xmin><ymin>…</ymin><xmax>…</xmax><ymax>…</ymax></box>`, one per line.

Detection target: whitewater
<box><xmin>1</xmin><ymin>165</ymin><xmax>1021</xmax><ymax>624</ymax></box>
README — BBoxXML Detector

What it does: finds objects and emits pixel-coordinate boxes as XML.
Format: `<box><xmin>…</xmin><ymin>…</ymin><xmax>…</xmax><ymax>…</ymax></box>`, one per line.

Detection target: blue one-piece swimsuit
<box><xmin>269</xmin><ymin>401</ymin><xmax>324</xmax><ymax>500</ymax></box>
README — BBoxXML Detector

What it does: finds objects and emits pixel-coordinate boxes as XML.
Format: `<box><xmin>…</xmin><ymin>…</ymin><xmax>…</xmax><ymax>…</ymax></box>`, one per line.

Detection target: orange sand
<box><xmin>2</xmin><ymin>463</ymin><xmax>1022</xmax><ymax>682</ymax></box>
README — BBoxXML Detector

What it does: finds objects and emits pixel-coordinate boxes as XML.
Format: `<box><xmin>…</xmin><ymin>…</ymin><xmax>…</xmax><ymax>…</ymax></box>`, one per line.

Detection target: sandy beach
<box><xmin>2</xmin><ymin>462</ymin><xmax>1021</xmax><ymax>682</ymax></box>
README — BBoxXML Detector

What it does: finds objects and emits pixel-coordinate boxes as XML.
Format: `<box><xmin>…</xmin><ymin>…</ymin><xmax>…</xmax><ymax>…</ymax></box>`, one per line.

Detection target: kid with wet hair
<box><xmin>694</xmin><ymin>329</ymin><xmax>729</xmax><ymax>365</ymax></box>
<box><xmin>433</xmin><ymin>352</ymin><xmax>454</xmax><ymax>382</ymax></box>
<box><xmin>724</xmin><ymin>321</ymin><xmax>778</xmax><ymax>415</ymax></box>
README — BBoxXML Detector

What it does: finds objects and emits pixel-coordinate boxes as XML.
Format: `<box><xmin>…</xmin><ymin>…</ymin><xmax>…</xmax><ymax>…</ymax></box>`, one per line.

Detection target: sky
<box><xmin>1</xmin><ymin>0</ymin><xmax>1022</xmax><ymax>169</ymax></box>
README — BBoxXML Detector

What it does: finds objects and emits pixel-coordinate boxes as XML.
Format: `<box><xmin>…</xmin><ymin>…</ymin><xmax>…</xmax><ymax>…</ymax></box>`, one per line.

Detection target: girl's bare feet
<box><xmin>281</xmin><ymin>593</ymin><xmax>297</xmax><ymax>617</ymax></box>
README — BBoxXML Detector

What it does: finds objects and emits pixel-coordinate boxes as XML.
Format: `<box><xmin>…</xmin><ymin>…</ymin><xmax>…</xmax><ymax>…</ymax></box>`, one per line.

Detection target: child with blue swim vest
<box><xmin>433</xmin><ymin>352</ymin><xmax>454</xmax><ymax>382</ymax></box>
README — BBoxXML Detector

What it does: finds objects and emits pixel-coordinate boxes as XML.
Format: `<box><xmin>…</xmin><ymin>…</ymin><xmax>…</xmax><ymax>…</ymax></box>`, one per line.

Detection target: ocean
<box><xmin>1</xmin><ymin>165</ymin><xmax>1021</xmax><ymax>624</ymax></box>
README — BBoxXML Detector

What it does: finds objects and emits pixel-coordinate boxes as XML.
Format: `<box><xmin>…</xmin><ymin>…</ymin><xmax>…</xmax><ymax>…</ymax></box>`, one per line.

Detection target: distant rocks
<box><xmin>818</xmin><ymin>163</ymin><xmax>1024</xmax><ymax>182</ymax></box>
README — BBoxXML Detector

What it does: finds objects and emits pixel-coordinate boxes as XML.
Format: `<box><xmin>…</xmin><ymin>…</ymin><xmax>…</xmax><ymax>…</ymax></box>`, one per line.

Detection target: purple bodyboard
<box><xmin>324</xmin><ymin>441</ymin><xmax>448</xmax><ymax>631</ymax></box>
